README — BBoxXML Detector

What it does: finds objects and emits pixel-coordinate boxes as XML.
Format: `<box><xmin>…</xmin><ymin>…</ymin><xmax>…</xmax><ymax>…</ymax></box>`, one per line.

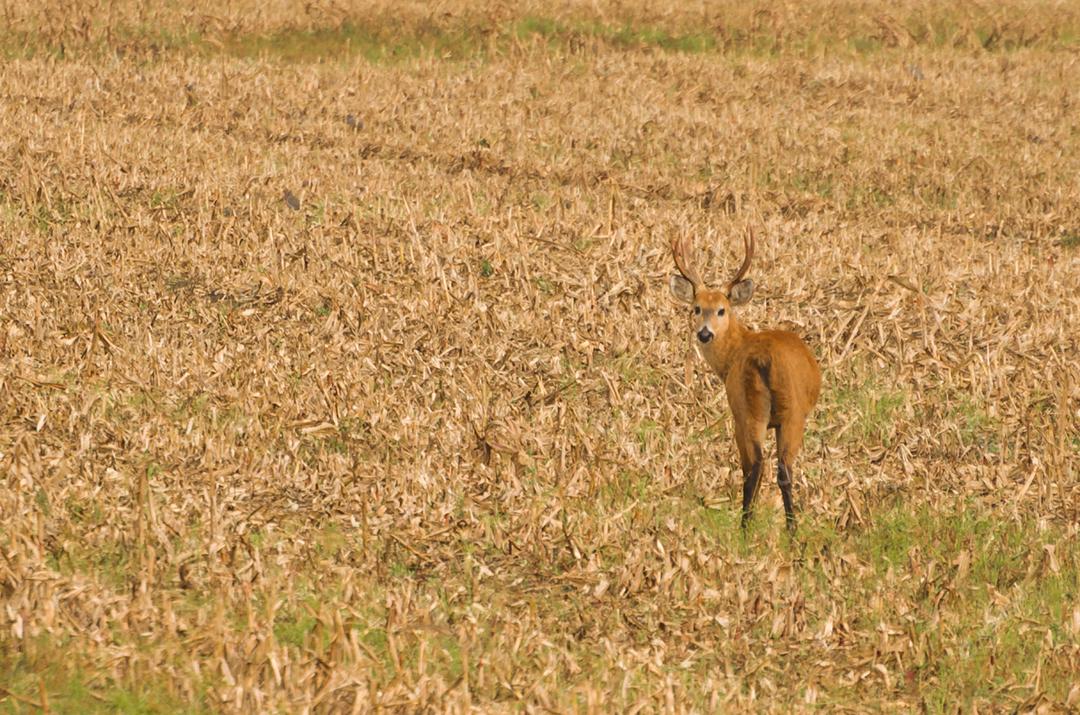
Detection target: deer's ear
<box><xmin>728</xmin><ymin>278</ymin><xmax>754</xmax><ymax>306</ymax></box>
<box><xmin>669</xmin><ymin>274</ymin><xmax>695</xmax><ymax>304</ymax></box>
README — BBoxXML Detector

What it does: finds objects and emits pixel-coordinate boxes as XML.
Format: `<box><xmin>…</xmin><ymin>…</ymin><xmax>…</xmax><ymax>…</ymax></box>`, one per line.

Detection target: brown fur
<box><xmin>670</xmin><ymin>235</ymin><xmax>821</xmax><ymax>531</ymax></box>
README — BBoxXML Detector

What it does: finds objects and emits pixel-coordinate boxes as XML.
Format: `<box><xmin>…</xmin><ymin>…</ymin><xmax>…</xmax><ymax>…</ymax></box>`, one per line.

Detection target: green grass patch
<box><xmin>950</xmin><ymin>396</ymin><xmax>998</xmax><ymax>452</ymax></box>
<box><xmin>856</xmin><ymin>501</ymin><xmax>1032</xmax><ymax>584</ymax></box>
<box><xmin>515</xmin><ymin>17</ymin><xmax>717</xmax><ymax>54</ymax></box>
<box><xmin>633</xmin><ymin>418</ymin><xmax>663</xmax><ymax>450</ymax></box>
<box><xmin>608</xmin><ymin>354</ymin><xmax>665</xmax><ymax>388</ymax></box>
<box><xmin>9</xmin><ymin>11</ymin><xmax>1080</xmax><ymax>64</ymax></box>
<box><xmin>0</xmin><ymin>639</ymin><xmax>215</xmax><ymax>714</ymax></box>
<box><xmin>823</xmin><ymin>503</ymin><xmax>1078</xmax><ymax>705</ymax></box>
<box><xmin>49</xmin><ymin>536</ymin><xmax>135</xmax><ymax>591</ymax></box>
<box><xmin>830</xmin><ymin>375</ymin><xmax>906</xmax><ymax>446</ymax></box>
<box><xmin>274</xmin><ymin>612</ymin><xmax>318</xmax><ymax>649</ymax></box>
<box><xmin>690</xmin><ymin>502</ymin><xmax>741</xmax><ymax>545</ymax></box>
<box><xmin>534</xmin><ymin>276</ymin><xmax>555</xmax><ymax>294</ymax></box>
<box><xmin>216</xmin><ymin>22</ymin><xmax>483</xmax><ymax>63</ymax></box>
<box><xmin>596</xmin><ymin>470</ymin><xmax>650</xmax><ymax>510</ymax></box>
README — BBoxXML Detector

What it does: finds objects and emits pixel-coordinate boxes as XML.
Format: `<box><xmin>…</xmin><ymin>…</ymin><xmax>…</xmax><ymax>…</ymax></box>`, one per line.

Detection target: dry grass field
<box><xmin>2</xmin><ymin>1</ymin><xmax>1079</xmax><ymax>712</ymax></box>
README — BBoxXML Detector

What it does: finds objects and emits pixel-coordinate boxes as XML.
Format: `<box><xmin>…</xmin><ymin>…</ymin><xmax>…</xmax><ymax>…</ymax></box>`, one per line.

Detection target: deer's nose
<box><xmin>697</xmin><ymin>327</ymin><xmax>713</xmax><ymax>344</ymax></box>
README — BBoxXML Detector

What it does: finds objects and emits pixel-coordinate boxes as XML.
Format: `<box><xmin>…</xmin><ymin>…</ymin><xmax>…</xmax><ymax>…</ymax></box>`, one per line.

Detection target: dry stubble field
<box><xmin>1</xmin><ymin>1</ymin><xmax>1079</xmax><ymax>712</ymax></box>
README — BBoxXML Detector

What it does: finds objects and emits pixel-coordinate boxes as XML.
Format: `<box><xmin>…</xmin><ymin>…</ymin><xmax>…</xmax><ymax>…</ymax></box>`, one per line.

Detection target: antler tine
<box><xmin>671</xmin><ymin>233</ymin><xmax>702</xmax><ymax>288</ymax></box>
<box><xmin>727</xmin><ymin>226</ymin><xmax>755</xmax><ymax>290</ymax></box>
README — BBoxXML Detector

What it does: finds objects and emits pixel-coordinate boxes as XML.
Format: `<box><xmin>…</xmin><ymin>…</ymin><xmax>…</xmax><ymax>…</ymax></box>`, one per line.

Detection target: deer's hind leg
<box><xmin>775</xmin><ymin>417</ymin><xmax>806</xmax><ymax>532</ymax></box>
<box><xmin>733</xmin><ymin>388</ymin><xmax>771</xmax><ymax>531</ymax></box>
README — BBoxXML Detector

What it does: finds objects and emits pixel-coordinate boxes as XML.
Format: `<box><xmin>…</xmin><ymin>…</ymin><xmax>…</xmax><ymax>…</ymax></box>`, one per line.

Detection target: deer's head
<box><xmin>669</xmin><ymin>229</ymin><xmax>755</xmax><ymax>345</ymax></box>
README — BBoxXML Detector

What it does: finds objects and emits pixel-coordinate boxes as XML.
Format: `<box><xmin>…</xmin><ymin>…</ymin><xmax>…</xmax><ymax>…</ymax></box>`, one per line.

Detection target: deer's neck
<box><xmin>700</xmin><ymin>317</ymin><xmax>751</xmax><ymax>379</ymax></box>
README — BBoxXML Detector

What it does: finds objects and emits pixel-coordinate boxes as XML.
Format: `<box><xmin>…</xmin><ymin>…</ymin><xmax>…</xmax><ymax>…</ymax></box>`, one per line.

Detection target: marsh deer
<box><xmin>669</xmin><ymin>229</ymin><xmax>820</xmax><ymax>531</ymax></box>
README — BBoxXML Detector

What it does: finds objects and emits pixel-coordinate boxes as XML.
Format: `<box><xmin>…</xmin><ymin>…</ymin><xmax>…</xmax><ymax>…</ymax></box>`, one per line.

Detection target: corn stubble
<box><xmin>1</xmin><ymin>1</ymin><xmax>1079</xmax><ymax>712</ymax></box>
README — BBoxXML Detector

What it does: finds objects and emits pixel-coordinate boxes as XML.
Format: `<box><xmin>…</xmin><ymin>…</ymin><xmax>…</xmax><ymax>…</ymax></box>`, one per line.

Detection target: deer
<box><xmin>669</xmin><ymin>228</ymin><xmax>820</xmax><ymax>532</ymax></box>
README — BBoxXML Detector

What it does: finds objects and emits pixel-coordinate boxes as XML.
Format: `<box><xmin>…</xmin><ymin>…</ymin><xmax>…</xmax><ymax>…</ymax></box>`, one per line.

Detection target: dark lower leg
<box><xmin>777</xmin><ymin>461</ymin><xmax>796</xmax><ymax>532</ymax></box>
<box><xmin>740</xmin><ymin>450</ymin><xmax>764</xmax><ymax>530</ymax></box>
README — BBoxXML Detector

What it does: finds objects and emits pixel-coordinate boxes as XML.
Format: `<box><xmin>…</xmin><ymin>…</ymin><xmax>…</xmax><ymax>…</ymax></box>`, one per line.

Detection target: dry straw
<box><xmin>1</xmin><ymin>0</ymin><xmax>1078</xmax><ymax>712</ymax></box>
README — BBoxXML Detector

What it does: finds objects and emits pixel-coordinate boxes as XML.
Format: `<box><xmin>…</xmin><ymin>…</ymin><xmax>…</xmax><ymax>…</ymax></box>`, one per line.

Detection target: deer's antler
<box><xmin>727</xmin><ymin>226</ymin><xmax>754</xmax><ymax>291</ymax></box>
<box><xmin>671</xmin><ymin>233</ymin><xmax>702</xmax><ymax>289</ymax></box>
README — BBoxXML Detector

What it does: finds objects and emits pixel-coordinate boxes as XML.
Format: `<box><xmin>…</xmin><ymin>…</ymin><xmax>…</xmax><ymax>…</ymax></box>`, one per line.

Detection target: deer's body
<box><xmin>702</xmin><ymin>324</ymin><xmax>820</xmax><ymax>429</ymax></box>
<box><xmin>670</xmin><ymin>232</ymin><xmax>820</xmax><ymax>531</ymax></box>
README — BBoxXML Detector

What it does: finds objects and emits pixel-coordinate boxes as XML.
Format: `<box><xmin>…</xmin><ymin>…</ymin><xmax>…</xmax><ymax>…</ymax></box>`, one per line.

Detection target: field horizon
<box><xmin>1</xmin><ymin>1</ymin><xmax>1078</xmax><ymax>712</ymax></box>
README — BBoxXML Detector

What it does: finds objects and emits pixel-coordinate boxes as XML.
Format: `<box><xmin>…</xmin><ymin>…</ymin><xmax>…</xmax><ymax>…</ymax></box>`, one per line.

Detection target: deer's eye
<box><xmin>717</xmin><ymin>308</ymin><xmax>725</xmax><ymax>317</ymax></box>
<box><xmin>693</xmin><ymin>306</ymin><xmax>701</xmax><ymax>315</ymax></box>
